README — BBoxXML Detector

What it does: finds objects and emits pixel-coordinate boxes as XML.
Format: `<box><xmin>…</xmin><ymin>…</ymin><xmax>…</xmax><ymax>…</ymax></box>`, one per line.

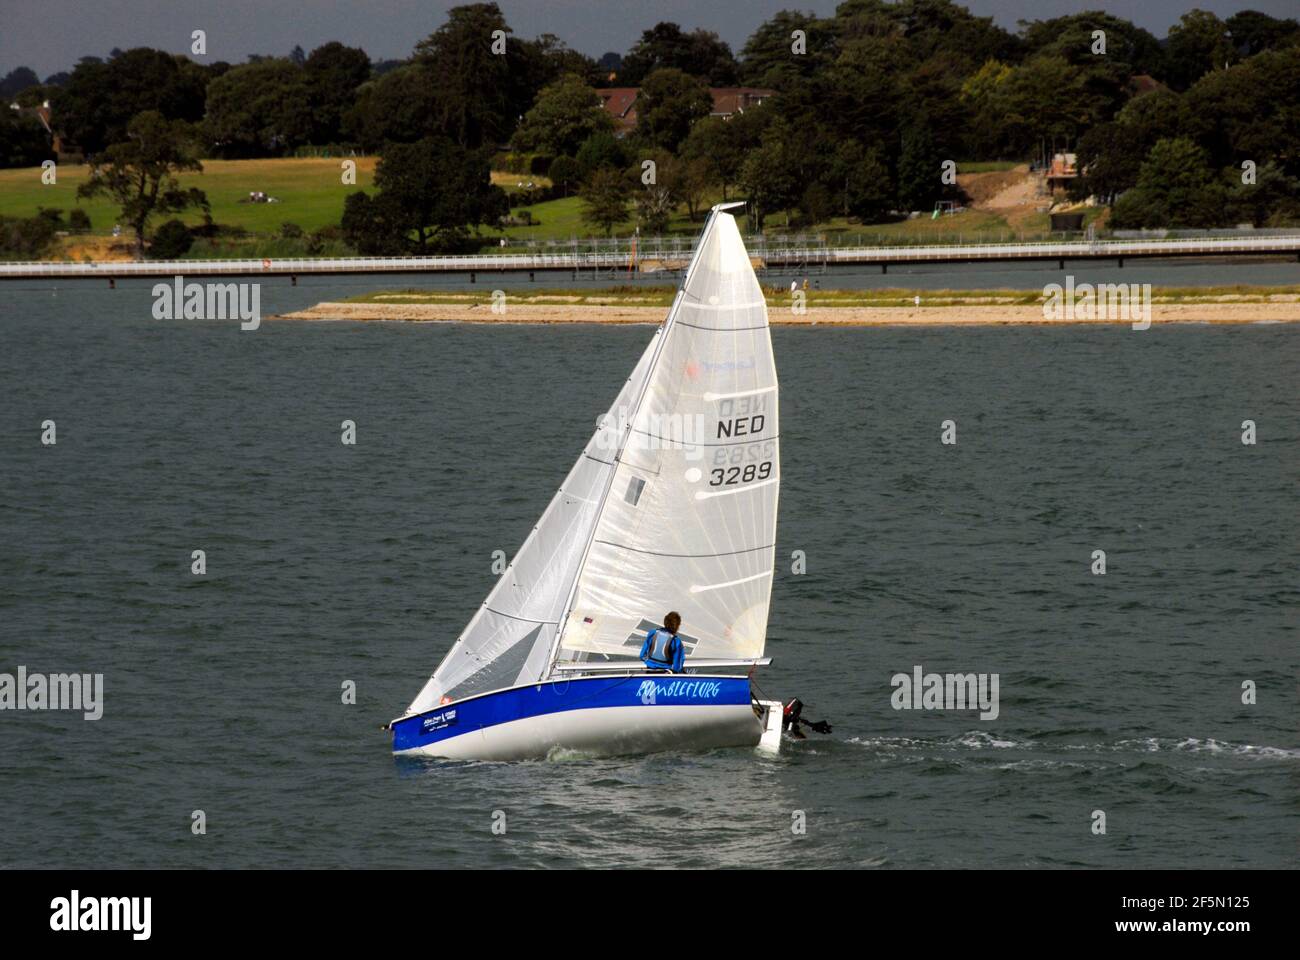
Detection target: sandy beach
<box><xmin>278</xmin><ymin>300</ymin><xmax>1300</xmax><ymax>326</ymax></box>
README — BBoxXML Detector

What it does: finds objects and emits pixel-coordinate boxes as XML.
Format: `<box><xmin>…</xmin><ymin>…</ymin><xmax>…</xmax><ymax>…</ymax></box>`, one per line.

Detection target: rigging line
<box><xmin>482</xmin><ymin>608</ymin><xmax>558</xmax><ymax>625</ymax></box>
<box><xmin>593</xmin><ymin>540</ymin><xmax>775</xmax><ymax>559</ymax></box>
<box><xmin>675</xmin><ymin>320</ymin><xmax>769</xmax><ymax>332</ymax></box>
<box><xmin>631</xmin><ymin>427</ymin><xmax>780</xmax><ymax>447</ymax></box>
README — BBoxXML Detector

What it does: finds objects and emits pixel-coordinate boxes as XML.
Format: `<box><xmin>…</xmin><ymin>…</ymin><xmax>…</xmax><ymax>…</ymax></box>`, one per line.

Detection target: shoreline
<box><xmin>277</xmin><ymin>301</ymin><xmax>1300</xmax><ymax>326</ymax></box>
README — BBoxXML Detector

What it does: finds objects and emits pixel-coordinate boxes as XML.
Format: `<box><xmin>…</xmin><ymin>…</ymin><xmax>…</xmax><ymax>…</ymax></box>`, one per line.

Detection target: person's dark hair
<box><xmin>664</xmin><ymin>611</ymin><xmax>681</xmax><ymax>633</ymax></box>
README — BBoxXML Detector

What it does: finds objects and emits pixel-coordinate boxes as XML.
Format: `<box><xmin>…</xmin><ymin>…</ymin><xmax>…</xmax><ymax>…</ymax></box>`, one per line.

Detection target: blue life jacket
<box><xmin>640</xmin><ymin>628</ymin><xmax>684</xmax><ymax>672</ymax></box>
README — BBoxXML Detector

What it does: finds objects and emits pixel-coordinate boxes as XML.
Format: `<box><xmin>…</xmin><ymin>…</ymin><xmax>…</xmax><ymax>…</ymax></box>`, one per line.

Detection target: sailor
<box><xmin>782</xmin><ymin>698</ymin><xmax>832</xmax><ymax>739</ymax></box>
<box><xmin>640</xmin><ymin>612</ymin><xmax>686</xmax><ymax>673</ymax></box>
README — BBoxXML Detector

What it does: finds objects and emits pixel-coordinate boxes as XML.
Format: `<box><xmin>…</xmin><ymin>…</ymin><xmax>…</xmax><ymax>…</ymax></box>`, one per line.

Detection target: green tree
<box><xmin>574</xmin><ymin>131</ymin><xmax>629</xmax><ymax>180</ymax></box>
<box><xmin>342</xmin><ymin>137</ymin><xmax>507</xmax><ymax>253</ymax></box>
<box><xmin>77</xmin><ymin>111</ymin><xmax>209</xmax><ymax>256</ymax></box>
<box><xmin>829</xmin><ymin>140</ymin><xmax>894</xmax><ymax>222</ymax></box>
<box><xmin>886</xmin><ymin>0</ymin><xmax>1019</xmax><ymax>70</ymax></box>
<box><xmin>635</xmin><ymin>68</ymin><xmax>712</xmax><ymax>152</ymax></box>
<box><xmin>547</xmin><ymin>155</ymin><xmax>581</xmax><ymax>196</ymax></box>
<box><xmin>413</xmin><ymin>2</ymin><xmax>517</xmax><ymax>149</ymax></box>
<box><xmin>304</xmin><ymin>42</ymin><xmax>371</xmax><ymax>145</ymax></box>
<box><xmin>51</xmin><ymin>49</ymin><xmax>207</xmax><ymax>155</ymax></box>
<box><xmin>1165</xmin><ymin>10</ymin><xmax>1237</xmax><ymax>91</ymax></box>
<box><xmin>980</xmin><ymin>55</ymin><xmax>1094</xmax><ymax>157</ymax></box>
<box><xmin>511</xmin><ymin>74</ymin><xmax>613</xmax><ymax>157</ymax></box>
<box><xmin>1226</xmin><ymin>11</ymin><xmax>1300</xmax><ymax>56</ymax></box>
<box><xmin>675</xmin><ymin>157</ymin><xmax>711</xmax><ymax>222</ymax></box>
<box><xmin>341</xmin><ymin>191</ymin><xmax>404</xmax><ymax>255</ymax></box>
<box><xmin>0</xmin><ymin>66</ymin><xmax>41</xmax><ymax>100</ymax></box>
<box><xmin>738</xmin><ymin>124</ymin><xmax>805</xmax><ymax>229</ymax></box>
<box><xmin>511</xmin><ymin>33</ymin><xmax>603</xmax><ymax>94</ymax></box>
<box><xmin>579</xmin><ymin>167</ymin><xmax>631</xmax><ymax>236</ymax></box>
<box><xmin>619</xmin><ymin>22</ymin><xmax>740</xmax><ymax>85</ymax></box>
<box><xmin>825</xmin><ymin>37</ymin><xmax>907</xmax><ymax>157</ymax></box>
<box><xmin>896</xmin><ymin>123</ymin><xmax>944</xmax><ymax>212</ymax></box>
<box><xmin>1226</xmin><ymin>162</ymin><xmax>1300</xmax><ymax>226</ymax></box>
<box><xmin>344</xmin><ymin>65</ymin><xmax>439</xmax><ymax>151</ymax></box>
<box><xmin>1072</xmin><ymin>122</ymin><xmax>1144</xmax><ymax>202</ymax></box>
<box><xmin>0</xmin><ymin>110</ymin><xmax>55</xmax><ymax>168</ymax></box>
<box><xmin>1018</xmin><ymin>12</ymin><xmax>1165</xmax><ymax>80</ymax></box>
<box><xmin>740</xmin><ymin>11</ymin><xmax>831</xmax><ymax>87</ymax></box>
<box><xmin>1110</xmin><ymin>137</ymin><xmax>1226</xmax><ymax>228</ymax></box>
<box><xmin>680</xmin><ymin>109</ymin><xmax>769</xmax><ymax>201</ymax></box>
<box><xmin>204</xmin><ymin>59</ymin><xmax>312</xmax><ymax>156</ymax></box>
<box><xmin>0</xmin><ymin>214</ymin><xmax>60</xmax><ymax>258</ymax></box>
<box><xmin>1183</xmin><ymin>47</ymin><xmax>1300</xmax><ymax>176</ymax></box>
<box><xmin>149</xmin><ymin>219</ymin><xmax>193</xmax><ymax>259</ymax></box>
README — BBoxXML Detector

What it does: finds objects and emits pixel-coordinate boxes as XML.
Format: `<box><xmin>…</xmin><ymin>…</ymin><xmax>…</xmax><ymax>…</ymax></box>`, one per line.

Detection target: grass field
<box><xmin>499</xmin><ymin>193</ymin><xmax>721</xmax><ymax>240</ymax></box>
<box><xmin>0</xmin><ymin>158</ymin><xmax>378</xmax><ymax>235</ymax></box>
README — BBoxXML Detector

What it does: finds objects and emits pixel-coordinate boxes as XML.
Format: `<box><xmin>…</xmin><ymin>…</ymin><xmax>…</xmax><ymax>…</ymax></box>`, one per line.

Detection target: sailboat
<box><xmin>388</xmin><ymin>203</ymin><xmax>783</xmax><ymax>760</ymax></box>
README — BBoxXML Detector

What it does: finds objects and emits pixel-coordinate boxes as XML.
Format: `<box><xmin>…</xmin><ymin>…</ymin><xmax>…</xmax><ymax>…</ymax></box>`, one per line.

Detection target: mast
<box><xmin>541</xmin><ymin>204</ymin><xmax>741</xmax><ymax>678</ymax></box>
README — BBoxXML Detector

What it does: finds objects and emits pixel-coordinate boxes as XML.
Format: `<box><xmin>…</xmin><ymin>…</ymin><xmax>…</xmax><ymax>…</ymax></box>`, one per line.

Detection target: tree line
<box><xmin>3</xmin><ymin>1</ymin><xmax>1299</xmax><ymax>256</ymax></box>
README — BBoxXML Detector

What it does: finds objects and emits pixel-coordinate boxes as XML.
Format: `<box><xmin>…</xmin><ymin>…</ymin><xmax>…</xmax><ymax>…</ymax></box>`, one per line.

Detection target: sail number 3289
<box><xmin>709</xmin><ymin>461</ymin><xmax>773</xmax><ymax>486</ymax></box>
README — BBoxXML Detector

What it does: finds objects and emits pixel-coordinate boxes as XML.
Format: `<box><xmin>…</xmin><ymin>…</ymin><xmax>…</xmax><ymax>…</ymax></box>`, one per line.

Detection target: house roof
<box><xmin>594</xmin><ymin>86</ymin><xmax>775</xmax><ymax>135</ymax></box>
<box><xmin>708</xmin><ymin>87</ymin><xmax>774</xmax><ymax>117</ymax></box>
<box><xmin>596</xmin><ymin>87</ymin><xmax>639</xmax><ymax>134</ymax></box>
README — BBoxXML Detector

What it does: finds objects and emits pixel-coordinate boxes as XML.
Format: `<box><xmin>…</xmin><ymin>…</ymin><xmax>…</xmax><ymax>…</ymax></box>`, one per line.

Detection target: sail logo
<box><xmin>50</xmin><ymin>890</ymin><xmax>151</xmax><ymax>940</ymax></box>
<box><xmin>697</xmin><ymin>358</ymin><xmax>755</xmax><ymax>373</ymax></box>
<box><xmin>0</xmin><ymin>667</ymin><xmax>103</xmax><ymax>720</ymax></box>
<box><xmin>1042</xmin><ymin>276</ymin><xmax>1152</xmax><ymax>330</ymax></box>
<box><xmin>636</xmin><ymin>679</ymin><xmax>722</xmax><ymax>702</ymax></box>
<box><xmin>890</xmin><ymin>666</ymin><xmax>999</xmax><ymax>720</ymax></box>
<box><xmin>152</xmin><ymin>276</ymin><xmax>262</xmax><ymax>330</ymax></box>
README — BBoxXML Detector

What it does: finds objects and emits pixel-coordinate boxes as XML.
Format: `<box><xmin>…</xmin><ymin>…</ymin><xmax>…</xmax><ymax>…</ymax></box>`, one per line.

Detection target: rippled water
<box><xmin>1</xmin><ymin>281</ymin><xmax>1295</xmax><ymax>868</ymax></box>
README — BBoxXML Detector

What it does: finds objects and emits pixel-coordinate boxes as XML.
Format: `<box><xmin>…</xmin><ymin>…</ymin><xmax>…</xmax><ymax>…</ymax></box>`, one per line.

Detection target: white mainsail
<box><xmin>553</xmin><ymin>208</ymin><xmax>779</xmax><ymax>665</ymax></box>
<box><xmin>405</xmin><ymin>207</ymin><xmax>778</xmax><ymax>714</ymax></box>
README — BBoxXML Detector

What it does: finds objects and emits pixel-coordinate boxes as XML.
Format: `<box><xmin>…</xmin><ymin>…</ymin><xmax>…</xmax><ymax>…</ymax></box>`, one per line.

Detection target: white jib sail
<box><xmin>404</xmin><ymin>206</ymin><xmax>777</xmax><ymax>715</ymax></box>
<box><xmin>404</xmin><ymin>328</ymin><xmax>661</xmax><ymax>714</ymax></box>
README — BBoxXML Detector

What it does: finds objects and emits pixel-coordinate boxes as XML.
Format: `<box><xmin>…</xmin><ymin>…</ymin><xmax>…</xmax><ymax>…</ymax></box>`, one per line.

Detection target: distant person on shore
<box><xmin>640</xmin><ymin>612</ymin><xmax>685</xmax><ymax>673</ymax></box>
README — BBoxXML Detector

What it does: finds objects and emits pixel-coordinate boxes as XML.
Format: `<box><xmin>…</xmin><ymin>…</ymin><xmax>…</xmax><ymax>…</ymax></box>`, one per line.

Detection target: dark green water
<box><xmin>1</xmin><ymin>281</ymin><xmax>1296</xmax><ymax>868</ymax></box>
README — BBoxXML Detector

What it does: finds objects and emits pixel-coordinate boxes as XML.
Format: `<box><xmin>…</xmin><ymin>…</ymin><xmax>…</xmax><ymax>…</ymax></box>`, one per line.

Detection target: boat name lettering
<box><xmin>635</xmin><ymin>679</ymin><xmax>723</xmax><ymax>700</ymax></box>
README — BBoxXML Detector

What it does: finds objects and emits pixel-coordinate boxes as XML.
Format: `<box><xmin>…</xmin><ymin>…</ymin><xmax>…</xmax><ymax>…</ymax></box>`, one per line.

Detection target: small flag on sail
<box><xmin>583</xmin><ymin>617</ymin><xmax>594</xmax><ymax>624</ymax></box>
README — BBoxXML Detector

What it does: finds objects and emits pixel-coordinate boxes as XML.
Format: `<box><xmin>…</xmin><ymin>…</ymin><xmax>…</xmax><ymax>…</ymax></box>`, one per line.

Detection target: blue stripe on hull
<box><xmin>392</xmin><ymin>674</ymin><xmax>753</xmax><ymax>755</ymax></box>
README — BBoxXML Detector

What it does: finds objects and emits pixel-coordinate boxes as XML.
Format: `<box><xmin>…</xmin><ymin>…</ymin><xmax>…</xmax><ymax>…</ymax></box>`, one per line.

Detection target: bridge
<box><xmin>2</xmin><ymin>234</ymin><xmax>1298</xmax><ymax>283</ymax></box>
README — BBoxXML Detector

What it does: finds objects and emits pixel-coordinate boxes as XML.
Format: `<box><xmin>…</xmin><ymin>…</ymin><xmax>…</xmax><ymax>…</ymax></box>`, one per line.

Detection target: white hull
<box><xmin>397</xmin><ymin>703</ymin><xmax>762</xmax><ymax>761</ymax></box>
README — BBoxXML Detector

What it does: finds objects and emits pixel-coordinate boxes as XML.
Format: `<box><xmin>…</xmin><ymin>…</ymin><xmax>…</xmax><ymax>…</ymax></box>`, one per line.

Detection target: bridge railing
<box><xmin>2</xmin><ymin>233</ymin><xmax>1298</xmax><ymax>277</ymax></box>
